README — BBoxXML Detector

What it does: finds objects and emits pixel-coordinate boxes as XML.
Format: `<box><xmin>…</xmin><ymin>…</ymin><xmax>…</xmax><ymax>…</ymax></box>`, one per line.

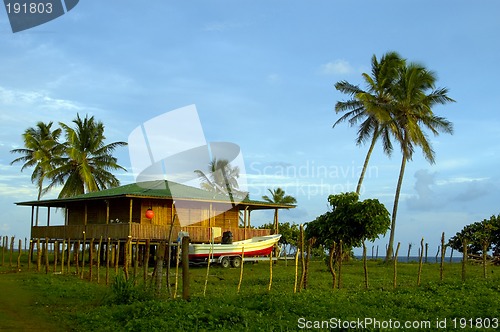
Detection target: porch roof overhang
<box><xmin>15</xmin><ymin>180</ymin><xmax>296</xmax><ymax>211</ymax></box>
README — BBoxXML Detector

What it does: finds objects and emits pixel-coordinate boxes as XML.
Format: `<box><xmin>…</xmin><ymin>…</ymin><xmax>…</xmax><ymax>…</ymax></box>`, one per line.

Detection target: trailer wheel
<box><xmin>231</xmin><ymin>256</ymin><xmax>242</xmax><ymax>268</ymax></box>
<box><xmin>220</xmin><ymin>256</ymin><xmax>230</xmax><ymax>268</ymax></box>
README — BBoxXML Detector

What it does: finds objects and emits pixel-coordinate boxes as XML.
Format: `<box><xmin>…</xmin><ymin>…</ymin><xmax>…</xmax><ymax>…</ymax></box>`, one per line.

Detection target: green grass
<box><xmin>1</xmin><ymin>257</ymin><xmax>500</xmax><ymax>331</ymax></box>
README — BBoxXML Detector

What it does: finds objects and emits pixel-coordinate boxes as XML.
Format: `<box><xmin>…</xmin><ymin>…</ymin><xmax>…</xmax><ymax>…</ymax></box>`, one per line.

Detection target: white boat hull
<box><xmin>188</xmin><ymin>234</ymin><xmax>281</xmax><ymax>259</ymax></box>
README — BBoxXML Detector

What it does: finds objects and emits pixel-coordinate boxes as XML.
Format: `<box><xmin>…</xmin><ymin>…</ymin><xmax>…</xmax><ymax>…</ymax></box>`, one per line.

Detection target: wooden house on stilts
<box><xmin>16</xmin><ymin>180</ymin><xmax>295</xmax><ymax>266</ymax></box>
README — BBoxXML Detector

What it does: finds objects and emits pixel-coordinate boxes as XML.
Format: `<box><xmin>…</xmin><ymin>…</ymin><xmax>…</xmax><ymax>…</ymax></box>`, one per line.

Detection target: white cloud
<box><xmin>436</xmin><ymin>176</ymin><xmax>489</xmax><ymax>186</ymax></box>
<box><xmin>320</xmin><ymin>59</ymin><xmax>354</xmax><ymax>75</ymax></box>
<box><xmin>0</xmin><ymin>86</ymin><xmax>85</xmax><ymax>112</ymax></box>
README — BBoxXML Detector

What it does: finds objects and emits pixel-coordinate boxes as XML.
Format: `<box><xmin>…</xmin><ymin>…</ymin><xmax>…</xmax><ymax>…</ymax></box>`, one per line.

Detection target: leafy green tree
<box><xmin>386</xmin><ymin>62</ymin><xmax>454</xmax><ymax>260</ymax></box>
<box><xmin>306</xmin><ymin>192</ymin><xmax>390</xmax><ymax>251</ymax></box>
<box><xmin>10</xmin><ymin>121</ymin><xmax>62</xmax><ymax>221</ymax></box>
<box><xmin>259</xmin><ymin>221</ymin><xmax>299</xmax><ymax>254</ymax></box>
<box><xmin>334</xmin><ymin>52</ymin><xmax>404</xmax><ymax>194</ymax></box>
<box><xmin>262</xmin><ymin>188</ymin><xmax>297</xmax><ymax>233</ymax></box>
<box><xmin>46</xmin><ymin>114</ymin><xmax>127</xmax><ymax>198</ymax></box>
<box><xmin>448</xmin><ymin>215</ymin><xmax>500</xmax><ymax>255</ymax></box>
<box><xmin>195</xmin><ymin>158</ymin><xmax>246</xmax><ymax>202</ymax></box>
<box><xmin>306</xmin><ymin>192</ymin><xmax>389</xmax><ymax>284</ymax></box>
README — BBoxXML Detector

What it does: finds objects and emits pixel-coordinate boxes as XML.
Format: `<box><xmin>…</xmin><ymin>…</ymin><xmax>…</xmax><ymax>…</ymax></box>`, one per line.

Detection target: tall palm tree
<box><xmin>10</xmin><ymin>122</ymin><xmax>62</xmax><ymax>223</ymax></box>
<box><xmin>46</xmin><ymin>114</ymin><xmax>127</xmax><ymax>198</ymax></box>
<box><xmin>194</xmin><ymin>158</ymin><xmax>246</xmax><ymax>202</ymax></box>
<box><xmin>334</xmin><ymin>52</ymin><xmax>405</xmax><ymax>194</ymax></box>
<box><xmin>385</xmin><ymin>63</ymin><xmax>455</xmax><ymax>260</ymax></box>
<box><xmin>262</xmin><ymin>187</ymin><xmax>297</xmax><ymax>233</ymax></box>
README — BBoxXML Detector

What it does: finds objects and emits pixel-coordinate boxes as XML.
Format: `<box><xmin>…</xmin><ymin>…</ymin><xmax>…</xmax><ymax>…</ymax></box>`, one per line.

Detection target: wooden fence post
<box><xmin>440</xmin><ymin>232</ymin><xmax>445</xmax><ymax>281</ymax></box>
<box><xmin>182</xmin><ymin>237</ymin><xmax>190</xmax><ymax>301</ymax></box>
<box><xmin>268</xmin><ymin>249</ymin><xmax>273</xmax><ymax>292</ymax></box>
<box><xmin>299</xmin><ymin>224</ymin><xmax>305</xmax><ymax>291</ymax></box>
<box><xmin>417</xmin><ymin>238</ymin><xmax>424</xmax><ymax>286</ymax></box>
<box><xmin>17</xmin><ymin>239</ymin><xmax>22</xmax><ymax>272</ymax></box>
<box><xmin>394</xmin><ymin>242</ymin><xmax>401</xmax><ymax>289</ymax></box>
<box><xmin>363</xmin><ymin>242</ymin><xmax>368</xmax><ymax>289</ymax></box>
<box><xmin>338</xmin><ymin>240</ymin><xmax>343</xmax><ymax>289</ymax></box>
<box><xmin>462</xmin><ymin>239</ymin><xmax>467</xmax><ymax>282</ymax></box>
<box><xmin>10</xmin><ymin>236</ymin><xmax>15</xmax><ymax>267</ymax></box>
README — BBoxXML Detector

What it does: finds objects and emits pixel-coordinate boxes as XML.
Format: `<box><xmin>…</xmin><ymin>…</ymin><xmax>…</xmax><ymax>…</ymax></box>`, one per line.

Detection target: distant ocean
<box><xmin>356</xmin><ymin>256</ymin><xmax>464</xmax><ymax>263</ymax></box>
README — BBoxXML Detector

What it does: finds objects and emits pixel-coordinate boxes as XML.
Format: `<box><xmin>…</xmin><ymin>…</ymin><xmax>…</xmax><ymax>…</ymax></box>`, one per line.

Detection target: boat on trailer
<box><xmin>188</xmin><ymin>234</ymin><xmax>281</xmax><ymax>267</ymax></box>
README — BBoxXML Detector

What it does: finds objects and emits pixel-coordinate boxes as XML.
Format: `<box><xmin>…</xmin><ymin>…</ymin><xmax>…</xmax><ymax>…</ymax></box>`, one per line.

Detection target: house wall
<box><xmin>66</xmin><ymin>197</ymin><xmax>240</xmax><ymax>230</ymax></box>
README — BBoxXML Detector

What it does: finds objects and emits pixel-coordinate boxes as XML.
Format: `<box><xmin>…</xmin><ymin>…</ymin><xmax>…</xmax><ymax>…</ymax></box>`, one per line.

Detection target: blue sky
<box><xmin>1</xmin><ymin>1</ymin><xmax>499</xmax><ymax>255</ymax></box>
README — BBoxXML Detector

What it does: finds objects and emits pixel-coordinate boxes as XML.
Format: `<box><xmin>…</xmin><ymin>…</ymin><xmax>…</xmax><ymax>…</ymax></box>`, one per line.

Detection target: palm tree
<box><xmin>46</xmin><ymin>114</ymin><xmax>127</xmax><ymax>198</ymax></box>
<box><xmin>194</xmin><ymin>158</ymin><xmax>246</xmax><ymax>202</ymax></box>
<box><xmin>334</xmin><ymin>52</ymin><xmax>405</xmax><ymax>194</ymax></box>
<box><xmin>262</xmin><ymin>188</ymin><xmax>297</xmax><ymax>233</ymax></box>
<box><xmin>10</xmin><ymin>122</ymin><xmax>62</xmax><ymax>223</ymax></box>
<box><xmin>385</xmin><ymin>62</ymin><xmax>455</xmax><ymax>260</ymax></box>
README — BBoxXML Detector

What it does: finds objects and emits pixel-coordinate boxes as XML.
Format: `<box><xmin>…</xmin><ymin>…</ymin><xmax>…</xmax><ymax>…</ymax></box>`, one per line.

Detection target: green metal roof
<box><xmin>15</xmin><ymin>180</ymin><xmax>296</xmax><ymax>210</ymax></box>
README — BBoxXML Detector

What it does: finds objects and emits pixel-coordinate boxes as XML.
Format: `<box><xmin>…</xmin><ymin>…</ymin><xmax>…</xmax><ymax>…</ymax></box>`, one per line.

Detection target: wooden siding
<box><xmin>31</xmin><ymin>224</ymin><xmax>270</xmax><ymax>243</ymax></box>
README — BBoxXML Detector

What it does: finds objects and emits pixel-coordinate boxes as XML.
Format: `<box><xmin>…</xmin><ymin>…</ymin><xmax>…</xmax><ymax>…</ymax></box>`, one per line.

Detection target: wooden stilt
<box><xmin>81</xmin><ymin>233</ymin><xmax>86</xmax><ymax>279</ymax></box>
<box><xmin>134</xmin><ymin>240</ymin><xmax>139</xmax><ymax>285</ymax></box>
<box><xmin>106</xmin><ymin>238</ymin><xmax>111</xmax><ymax>286</ymax></box>
<box><xmin>75</xmin><ymin>241</ymin><xmax>80</xmax><ymax>275</ymax></box>
<box><xmin>53</xmin><ymin>240</ymin><xmax>58</xmax><ymax>273</ymax></box>
<box><xmin>36</xmin><ymin>239</ymin><xmax>41</xmax><ymax>272</ymax></box>
<box><xmin>143</xmin><ymin>239</ymin><xmax>150</xmax><ymax>283</ymax></box>
<box><xmin>97</xmin><ymin>237</ymin><xmax>103</xmax><ymax>284</ymax></box>
<box><xmin>88</xmin><ymin>239</ymin><xmax>94</xmax><ymax>281</ymax></box>
<box><xmin>61</xmin><ymin>239</ymin><xmax>66</xmax><ymax>274</ymax></box>
<box><xmin>115</xmin><ymin>241</ymin><xmax>120</xmax><ymax>275</ymax></box>
<box><xmin>66</xmin><ymin>238</ymin><xmax>71</xmax><ymax>273</ymax></box>
<box><xmin>28</xmin><ymin>240</ymin><xmax>33</xmax><ymax>271</ymax></box>
<box><xmin>44</xmin><ymin>238</ymin><xmax>49</xmax><ymax>274</ymax></box>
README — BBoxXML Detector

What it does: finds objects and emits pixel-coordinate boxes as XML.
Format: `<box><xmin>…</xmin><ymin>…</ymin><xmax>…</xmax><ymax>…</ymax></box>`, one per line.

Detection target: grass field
<box><xmin>1</xmin><ymin>256</ymin><xmax>500</xmax><ymax>331</ymax></box>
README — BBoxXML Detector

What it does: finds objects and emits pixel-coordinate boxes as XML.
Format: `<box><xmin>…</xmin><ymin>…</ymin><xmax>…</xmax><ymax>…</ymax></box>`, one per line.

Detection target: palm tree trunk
<box><xmin>356</xmin><ymin>133</ymin><xmax>378</xmax><ymax>195</ymax></box>
<box><xmin>386</xmin><ymin>152</ymin><xmax>407</xmax><ymax>261</ymax></box>
<box><xmin>274</xmin><ymin>209</ymin><xmax>279</xmax><ymax>234</ymax></box>
<box><xmin>35</xmin><ymin>181</ymin><xmax>43</xmax><ymax>226</ymax></box>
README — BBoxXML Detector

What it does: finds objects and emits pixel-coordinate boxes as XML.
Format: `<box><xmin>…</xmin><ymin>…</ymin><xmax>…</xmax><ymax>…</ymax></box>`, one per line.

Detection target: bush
<box><xmin>109</xmin><ymin>273</ymin><xmax>154</xmax><ymax>305</ymax></box>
